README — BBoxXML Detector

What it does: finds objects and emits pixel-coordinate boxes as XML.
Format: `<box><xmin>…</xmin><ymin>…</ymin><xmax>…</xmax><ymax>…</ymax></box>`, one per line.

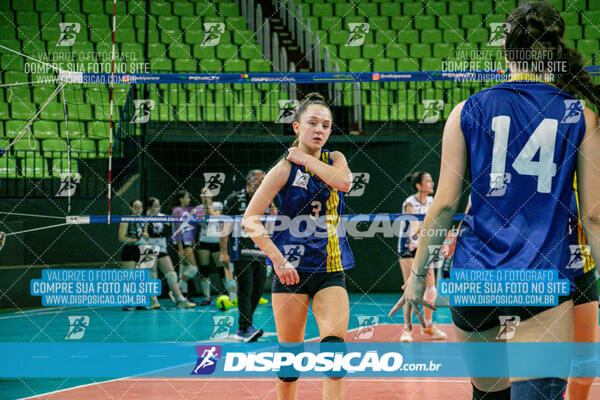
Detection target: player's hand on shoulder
<box><xmin>286</xmin><ymin>147</ymin><xmax>308</xmax><ymax>166</ymax></box>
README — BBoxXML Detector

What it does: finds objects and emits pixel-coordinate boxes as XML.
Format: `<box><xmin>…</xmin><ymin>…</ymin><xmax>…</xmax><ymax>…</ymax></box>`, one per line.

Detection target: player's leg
<box><xmin>509</xmin><ymin>300</ymin><xmax>574</xmax><ymax>399</ymax></box>
<box><xmin>146</xmin><ymin>256</ymin><xmax>160</xmax><ymax>309</ymax></box>
<box><xmin>312</xmin><ymin>281</ymin><xmax>350</xmax><ymax>400</ymax></box>
<box><xmin>179</xmin><ymin>245</ymin><xmax>198</xmax><ymax>295</ymax></box>
<box><xmin>213</xmin><ymin>250</ymin><xmax>237</xmax><ymax>301</ymax></box>
<box><xmin>196</xmin><ymin>247</ymin><xmax>212</xmax><ymax>305</ymax></box>
<box><xmin>158</xmin><ymin>255</ymin><xmax>196</xmax><ymax>307</ymax></box>
<box><xmin>234</xmin><ymin>260</ymin><xmax>258</xmax><ymax>340</ymax></box>
<box><xmin>249</xmin><ymin>260</ymin><xmax>267</xmax><ymax>316</ymax></box>
<box><xmin>422</xmin><ymin>268</ymin><xmax>446</xmax><ymax>340</ymax></box>
<box><xmin>566</xmin><ymin>301</ymin><xmax>598</xmax><ymax>399</ymax></box>
<box><xmin>399</xmin><ymin>256</ymin><xmax>414</xmax><ymax>341</ymax></box>
<box><xmin>272</xmin><ymin>291</ymin><xmax>310</xmax><ymax>400</ymax></box>
<box><xmin>121</xmin><ymin>247</ymin><xmax>138</xmax><ymax>311</ymax></box>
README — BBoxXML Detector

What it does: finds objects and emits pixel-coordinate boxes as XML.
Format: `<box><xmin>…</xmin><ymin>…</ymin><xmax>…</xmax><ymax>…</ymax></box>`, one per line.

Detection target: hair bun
<box><xmin>303</xmin><ymin>92</ymin><xmax>325</xmax><ymax>102</ymax></box>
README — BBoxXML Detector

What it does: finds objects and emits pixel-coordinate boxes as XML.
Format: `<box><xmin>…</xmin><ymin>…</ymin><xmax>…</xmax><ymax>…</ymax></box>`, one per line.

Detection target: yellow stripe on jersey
<box><xmin>326</xmin><ymin>187</ymin><xmax>343</xmax><ymax>272</ymax></box>
<box><xmin>574</xmin><ymin>174</ymin><xmax>596</xmax><ymax>273</ymax></box>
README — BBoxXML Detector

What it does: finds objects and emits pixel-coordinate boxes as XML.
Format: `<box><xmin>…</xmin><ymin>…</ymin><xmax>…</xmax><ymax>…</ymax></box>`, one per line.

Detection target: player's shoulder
<box><xmin>583</xmin><ymin>107</ymin><xmax>599</xmax><ymax>131</ymax></box>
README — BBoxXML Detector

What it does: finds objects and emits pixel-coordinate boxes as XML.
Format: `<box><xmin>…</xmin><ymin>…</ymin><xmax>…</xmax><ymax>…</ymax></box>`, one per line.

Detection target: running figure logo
<box><xmin>354</xmin><ymin>316</ymin><xmax>379</xmax><ymax>340</ymax></box>
<box><xmin>137</xmin><ymin>245</ymin><xmax>160</xmax><ymax>269</ymax></box>
<box><xmin>191</xmin><ymin>345</ymin><xmax>222</xmax><ymax>375</ymax></box>
<box><xmin>203</xmin><ymin>173</ymin><xmax>225</xmax><ymax>196</ymax></box>
<box><xmin>56</xmin><ymin>172</ymin><xmax>81</xmax><ymax>197</ymax></box>
<box><xmin>426</xmin><ymin>245</ymin><xmax>444</xmax><ymax>269</ymax></box>
<box><xmin>567</xmin><ymin>244</ymin><xmax>590</xmax><ymax>270</ymax></box>
<box><xmin>346</xmin><ymin>23</ymin><xmax>370</xmax><ymax>47</ymax></box>
<box><xmin>211</xmin><ymin>316</ymin><xmax>234</xmax><ymax>339</ymax></box>
<box><xmin>292</xmin><ymin>169</ymin><xmax>310</xmax><ymax>190</ymax></box>
<box><xmin>201</xmin><ymin>23</ymin><xmax>225</xmax><ymax>47</ymax></box>
<box><xmin>488</xmin><ymin>23</ymin><xmax>511</xmax><ymax>46</ymax></box>
<box><xmin>562</xmin><ymin>100</ymin><xmax>585</xmax><ymax>124</ymax></box>
<box><xmin>57</xmin><ymin>23</ymin><xmax>81</xmax><ymax>47</ymax></box>
<box><xmin>283</xmin><ymin>245</ymin><xmax>305</xmax><ymax>268</ymax></box>
<box><xmin>131</xmin><ymin>100</ymin><xmax>155</xmax><ymax>124</ymax></box>
<box><xmin>420</xmin><ymin>100</ymin><xmax>444</xmax><ymax>123</ymax></box>
<box><xmin>496</xmin><ymin>316</ymin><xmax>520</xmax><ymax>340</ymax></box>
<box><xmin>275</xmin><ymin>100</ymin><xmax>299</xmax><ymax>124</ymax></box>
<box><xmin>346</xmin><ymin>173</ymin><xmax>370</xmax><ymax>197</ymax></box>
<box><xmin>65</xmin><ymin>316</ymin><xmax>90</xmax><ymax>340</ymax></box>
<box><xmin>487</xmin><ymin>172</ymin><xmax>512</xmax><ymax>197</ymax></box>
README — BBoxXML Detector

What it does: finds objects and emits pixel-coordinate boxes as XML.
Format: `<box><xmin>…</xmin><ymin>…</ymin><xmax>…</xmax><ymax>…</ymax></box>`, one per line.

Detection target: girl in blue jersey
<box><xmin>243</xmin><ymin>93</ymin><xmax>354</xmax><ymax>400</ymax></box>
<box><xmin>390</xmin><ymin>3</ymin><xmax>600</xmax><ymax>400</ymax></box>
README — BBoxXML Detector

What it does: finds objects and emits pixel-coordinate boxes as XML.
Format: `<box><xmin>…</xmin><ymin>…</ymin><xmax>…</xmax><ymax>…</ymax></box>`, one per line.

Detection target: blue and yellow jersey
<box><xmin>266</xmin><ymin>149</ymin><xmax>355</xmax><ymax>273</ymax></box>
<box><xmin>568</xmin><ymin>174</ymin><xmax>596</xmax><ymax>276</ymax></box>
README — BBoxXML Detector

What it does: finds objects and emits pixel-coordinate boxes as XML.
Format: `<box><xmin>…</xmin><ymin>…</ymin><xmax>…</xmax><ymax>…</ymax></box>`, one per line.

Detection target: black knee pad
<box><xmin>276</xmin><ymin>343</ymin><xmax>304</xmax><ymax>383</ymax></box>
<box><xmin>472</xmin><ymin>384</ymin><xmax>510</xmax><ymax>400</ymax></box>
<box><xmin>320</xmin><ymin>336</ymin><xmax>346</xmax><ymax>379</ymax></box>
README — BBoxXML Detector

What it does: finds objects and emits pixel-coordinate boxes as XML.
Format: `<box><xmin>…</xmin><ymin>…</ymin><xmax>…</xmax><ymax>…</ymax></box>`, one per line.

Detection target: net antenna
<box><xmin>107</xmin><ymin>0</ymin><xmax>118</xmax><ymax>224</ymax></box>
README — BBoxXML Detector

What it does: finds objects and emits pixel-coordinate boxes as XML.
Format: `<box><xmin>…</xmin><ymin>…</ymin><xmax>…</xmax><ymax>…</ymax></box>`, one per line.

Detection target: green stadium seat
<box><xmin>422</xmin><ymin>57</ymin><xmax>442</xmax><ymax>70</ymax></box>
<box><xmin>248</xmin><ymin>59</ymin><xmax>271</xmax><ymax>72</ymax></box>
<box><xmin>1</xmin><ymin>55</ymin><xmax>24</xmax><ymax>71</ymax></box>
<box><xmin>97</xmin><ymin>139</ymin><xmax>111</xmax><ymax>156</ymax></box>
<box><xmin>397</xmin><ymin>58</ymin><xmax>420</xmax><ymax>71</ymax></box>
<box><xmin>14</xmin><ymin>0</ymin><xmax>35</xmax><ymax>11</ymax></box>
<box><xmin>180</xmin><ymin>16</ymin><xmax>200</xmax><ymax>31</ymax></box>
<box><xmin>233</xmin><ymin>30</ymin><xmax>255</xmax><ymax>45</ymax></box>
<box><xmin>561</xmin><ymin>11</ymin><xmax>579</xmax><ymax>25</ymax></box>
<box><xmin>231</xmin><ymin>105</ymin><xmax>253</xmax><ymax>122</ymax></box>
<box><xmin>173</xmin><ymin>58</ymin><xmax>197</xmax><ymax>72</ymax></box>
<box><xmin>16</xmin><ymin>11</ymin><xmax>39</xmax><ymax>26</ymax></box>
<box><xmin>363</xmin><ymin>44</ymin><xmax>384</xmax><ymax>59</ymax></box>
<box><xmin>223</xmin><ymin>58</ymin><xmax>246</xmax><ymax>72</ymax></box>
<box><xmin>52</xmin><ymin>157</ymin><xmax>79</xmax><ymax>177</ymax></box>
<box><xmin>375</xmin><ymin>30</ymin><xmax>395</xmax><ymax>44</ymax></box>
<box><xmin>184</xmin><ymin>29</ymin><xmax>205</xmax><ymax>45</ymax></box>
<box><xmin>150</xmin><ymin>2</ymin><xmax>172</xmax><ymax>16</ymax></box>
<box><xmin>486</xmin><ymin>14</ymin><xmax>507</xmax><ymax>25</ymax></box>
<box><xmin>462</xmin><ymin>15</ymin><xmax>482</xmax><ymax>29</ymax></box>
<box><xmin>39</xmin><ymin>11</ymin><xmax>60</xmax><ymax>26</ymax></box>
<box><xmin>564</xmin><ymin>25</ymin><xmax>582</xmax><ymax>40</ymax></box>
<box><xmin>169</xmin><ymin>44</ymin><xmax>192</xmax><ymax>59</ymax></box>
<box><xmin>368</xmin><ymin>16</ymin><xmax>389</xmax><ymax>30</ymax></box>
<box><xmin>226</xmin><ymin>17</ymin><xmax>247</xmax><ymax>31</ymax></box>
<box><xmin>414</xmin><ymin>15</ymin><xmax>436</xmax><ymax>30</ymax></box>
<box><xmin>200</xmin><ymin>58</ymin><xmax>221</xmax><ymax>72</ymax></box>
<box><xmin>148</xmin><ymin>43</ymin><xmax>167</xmax><ymax>58</ymax></box>
<box><xmin>87</xmin><ymin>13</ymin><xmax>109</xmax><ymax>29</ymax></box>
<box><xmin>410</xmin><ymin>43</ymin><xmax>431</xmax><ymax>59</ymax></box>
<box><xmin>0</xmin><ymin>25</ymin><xmax>16</xmax><ymax>40</ymax></box>
<box><xmin>13</xmin><ymin>138</ymin><xmax>40</xmax><ymax>157</ymax></box>
<box><xmin>564</xmin><ymin>0</ymin><xmax>585</xmax><ymax>11</ymax></box>
<box><xmin>426</xmin><ymin>2</ymin><xmax>447</xmax><ymax>15</ymax></box>
<box><xmin>357</xmin><ymin>2</ymin><xmax>378</xmax><ymax>17</ymax></box>
<box><xmin>386</xmin><ymin>43</ymin><xmax>408</xmax><ymax>58</ymax></box>
<box><xmin>495</xmin><ymin>0</ymin><xmax>517</xmax><ymax>14</ymax></box>
<box><xmin>33</xmin><ymin>121</ymin><xmax>59</xmax><ymax>139</ymax></box>
<box><xmin>41</xmin><ymin>104</ymin><xmax>64</xmax><ymax>121</ymax></box>
<box><xmin>0</xmin><ymin>156</ymin><xmax>18</xmax><ymax>178</ymax></box>
<box><xmin>71</xmin><ymin>138</ymin><xmax>97</xmax><ymax>159</ymax></box>
<box><xmin>390</xmin><ymin>16</ymin><xmax>412</xmax><ymax>30</ymax></box>
<box><xmin>578</xmin><ymin>39</ymin><xmax>599</xmax><ymax>54</ymax></box>
<box><xmin>433</xmin><ymin>42</ymin><xmax>455</xmax><ymax>58</ymax></box>
<box><xmin>397</xmin><ymin>29</ymin><xmax>419</xmax><ymax>44</ymax></box>
<box><xmin>173</xmin><ymin>1</ymin><xmax>194</xmax><ymax>16</ymax></box>
<box><xmin>22</xmin><ymin>156</ymin><xmax>49</xmax><ymax>179</ymax></box>
<box><xmin>449</xmin><ymin>1</ymin><xmax>470</xmax><ymax>15</ymax></box>
<box><xmin>373</xmin><ymin>58</ymin><xmax>395</xmax><ymax>71</ymax></box>
<box><xmin>313</xmin><ymin>4</ymin><xmax>333</xmax><ymax>17</ymax></box>
<box><xmin>41</xmin><ymin>26</ymin><xmax>60</xmax><ymax>42</ymax></box>
<box><xmin>219</xmin><ymin>3</ymin><xmax>240</xmax><ymax>17</ymax></box>
<box><xmin>0</xmin><ymin>103</ymin><xmax>8</xmax><ymax>119</ymax></box>
<box><xmin>82</xmin><ymin>0</ymin><xmax>99</xmax><ymax>14</ymax></box>
<box><xmin>33</xmin><ymin>87</ymin><xmax>56</xmax><ymax>105</ymax></box>
<box><xmin>196</xmin><ymin>2</ymin><xmax>219</xmax><ymax>17</ymax></box>
<box><xmin>17</xmin><ymin>26</ymin><xmax>41</xmax><ymax>41</ymax></box>
<box><xmin>203</xmin><ymin>106</ymin><xmax>227</xmax><ymax>122</ymax></box>
<box><xmin>11</xmin><ymin>103</ymin><xmax>36</xmax><ymax>120</ymax></box>
<box><xmin>5</xmin><ymin>121</ymin><xmax>28</xmax><ymax>139</ymax></box>
<box><xmin>329</xmin><ymin>31</ymin><xmax>348</xmax><ymax>45</ymax></box>
<box><xmin>468</xmin><ymin>27</ymin><xmax>489</xmax><ymax>43</ymax></box>
<box><xmin>149</xmin><ymin>58</ymin><xmax>173</xmax><ymax>72</ymax></box>
<box><xmin>240</xmin><ymin>44</ymin><xmax>262</xmax><ymax>59</ymax></box>
<box><xmin>584</xmin><ymin>25</ymin><xmax>600</xmax><ymax>40</ymax></box>
<box><xmin>443</xmin><ymin>29</ymin><xmax>463</xmax><ymax>43</ymax></box>
<box><xmin>116</xmin><ymin>28</ymin><xmax>137</xmax><ymax>43</ymax></box>
<box><xmin>339</xmin><ymin>46</ymin><xmax>361</xmax><ymax>60</ymax></box>
<box><xmin>421</xmin><ymin>29</ymin><xmax>442</xmax><ymax>44</ymax></box>
<box><xmin>105</xmin><ymin>0</ymin><xmax>127</xmax><ymax>15</ymax></box>
<box><xmin>88</xmin><ymin>121</ymin><xmax>109</xmax><ymax>139</ymax></box>
<box><xmin>217</xmin><ymin>44</ymin><xmax>238</xmax><ymax>60</ymax></box>
<box><xmin>321</xmin><ymin>17</ymin><xmax>341</xmax><ymax>31</ymax></box>
<box><xmin>42</xmin><ymin>138</ymin><xmax>67</xmax><ymax>158</ymax></box>
<box><xmin>193</xmin><ymin>45</ymin><xmax>216</xmax><ymax>59</ymax></box>
<box><xmin>403</xmin><ymin>3</ymin><xmax>422</xmax><ymax>16</ymax></box>
<box><xmin>158</xmin><ymin>16</ymin><xmax>180</xmax><ymax>31</ymax></box>
<box><xmin>472</xmin><ymin>1</ymin><xmax>493</xmax><ymax>14</ymax></box>
<box><xmin>348</xmin><ymin>58</ymin><xmax>370</xmax><ymax>72</ymax></box>
<box><xmin>59</xmin><ymin>121</ymin><xmax>85</xmax><ymax>138</ymax></box>
<box><xmin>335</xmin><ymin>3</ymin><xmax>356</xmax><ymax>16</ymax></box>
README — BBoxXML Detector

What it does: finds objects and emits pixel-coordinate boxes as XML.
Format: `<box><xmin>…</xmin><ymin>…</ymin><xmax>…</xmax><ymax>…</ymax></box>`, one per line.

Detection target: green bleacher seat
<box><xmin>348</xmin><ymin>58</ymin><xmax>370</xmax><ymax>72</ymax></box>
<box><xmin>184</xmin><ymin>29</ymin><xmax>205</xmax><ymax>45</ymax></box>
<box><xmin>223</xmin><ymin>58</ymin><xmax>246</xmax><ymax>72</ymax></box>
<box><xmin>357</xmin><ymin>2</ymin><xmax>378</xmax><ymax>16</ymax></box>
<box><xmin>346</xmin><ymin>16</ymin><xmax>366</xmax><ymax>26</ymax></box>
<box><xmin>226</xmin><ymin>17</ymin><xmax>247</xmax><ymax>31</ymax></box>
<box><xmin>22</xmin><ymin>156</ymin><xmax>49</xmax><ymax>179</ymax></box>
<box><xmin>363</xmin><ymin>44</ymin><xmax>383</xmax><ymax>59</ymax></box>
<box><xmin>433</xmin><ymin>42</ymin><xmax>454</xmax><ymax>58</ymax></box>
<box><xmin>335</xmin><ymin>3</ymin><xmax>356</xmax><ymax>16</ymax></box>
<box><xmin>42</xmin><ymin>138</ymin><xmax>68</xmax><ymax>158</ymax></box>
<box><xmin>217</xmin><ymin>44</ymin><xmax>238</xmax><ymax>59</ymax></box>
<box><xmin>496</xmin><ymin>0</ymin><xmax>517</xmax><ymax>14</ymax></box>
<box><xmin>33</xmin><ymin>87</ymin><xmax>56</xmax><ymax>105</ymax></box>
<box><xmin>584</xmin><ymin>25</ymin><xmax>600</xmax><ymax>39</ymax></box>
<box><xmin>443</xmin><ymin>29</ymin><xmax>464</xmax><ymax>43</ymax></box>
<box><xmin>174</xmin><ymin>58</ymin><xmax>197</xmax><ymax>72</ymax></box>
<box><xmin>329</xmin><ymin>31</ymin><xmax>348</xmax><ymax>46</ymax></box>
<box><xmin>181</xmin><ymin>16</ymin><xmax>201</xmax><ymax>31</ymax></box>
<box><xmin>33</xmin><ymin>121</ymin><xmax>59</xmax><ymax>139</ymax></box>
<box><xmin>88</xmin><ymin>121</ymin><xmax>109</xmax><ymax>139</ymax></box>
<box><xmin>200</xmin><ymin>58</ymin><xmax>221</xmax><ymax>72</ymax></box>
<box><xmin>196</xmin><ymin>2</ymin><xmax>219</xmax><ymax>17</ymax></box>
<box><xmin>71</xmin><ymin>138</ymin><xmax>97</xmax><ymax>159</ymax></box>
<box><xmin>5</xmin><ymin>121</ymin><xmax>28</xmax><ymax>139</ymax></box>
<box><xmin>41</xmin><ymin>104</ymin><xmax>64</xmax><ymax>121</ymax></box>
<box><xmin>0</xmin><ymin>156</ymin><xmax>18</xmax><ymax>178</ymax></box>
<box><xmin>422</xmin><ymin>57</ymin><xmax>442</xmax><ymax>70</ymax></box>
<box><xmin>173</xmin><ymin>1</ymin><xmax>194</xmax><ymax>16</ymax></box>
<box><xmin>561</xmin><ymin>11</ymin><xmax>579</xmax><ymax>25</ymax></box>
<box><xmin>462</xmin><ymin>14</ymin><xmax>482</xmax><ymax>29</ymax></box>
<box><xmin>565</xmin><ymin>25</ymin><xmax>582</xmax><ymax>40</ymax></box>
<box><xmin>373</xmin><ymin>58</ymin><xmax>395</xmax><ymax>71</ymax></box>
<box><xmin>313</xmin><ymin>3</ymin><xmax>333</xmax><ymax>17</ymax></box>
<box><xmin>369</xmin><ymin>16</ymin><xmax>389</xmax><ymax>30</ymax></box>
<box><xmin>472</xmin><ymin>1</ymin><xmax>493</xmax><ymax>14</ymax></box>
<box><xmin>339</xmin><ymin>46</ymin><xmax>361</xmax><ymax>60</ymax></box>
<box><xmin>17</xmin><ymin>26</ymin><xmax>41</xmax><ymax>41</ymax></box>
<box><xmin>449</xmin><ymin>1</ymin><xmax>470</xmax><ymax>15</ymax></box>
<box><xmin>248</xmin><ymin>59</ymin><xmax>271</xmax><ymax>72</ymax></box>
<box><xmin>105</xmin><ymin>0</ymin><xmax>127</xmax><ymax>15</ymax></box>
<box><xmin>468</xmin><ymin>27</ymin><xmax>489</xmax><ymax>43</ymax></box>
<box><xmin>0</xmin><ymin>25</ymin><xmax>16</xmax><ymax>40</ymax></box>
<box><xmin>233</xmin><ymin>30</ymin><xmax>254</xmax><ymax>45</ymax></box>
<box><xmin>219</xmin><ymin>3</ymin><xmax>240</xmax><ymax>17</ymax></box>
<box><xmin>14</xmin><ymin>0</ymin><xmax>35</xmax><ymax>11</ymax></box>
<box><xmin>193</xmin><ymin>45</ymin><xmax>215</xmax><ymax>59</ymax></box>
<box><xmin>564</xmin><ymin>0</ymin><xmax>585</xmax><ymax>11</ymax></box>
<box><xmin>397</xmin><ymin>58</ymin><xmax>420</xmax><ymax>71</ymax></box>
<box><xmin>203</xmin><ymin>106</ymin><xmax>227</xmax><ymax>122</ymax></box>
<box><xmin>578</xmin><ymin>39</ymin><xmax>599</xmax><ymax>54</ymax></box>
<box><xmin>148</xmin><ymin>43</ymin><xmax>166</xmax><ymax>58</ymax></box>
<box><xmin>52</xmin><ymin>157</ymin><xmax>79</xmax><ymax>177</ymax></box>
<box><xmin>87</xmin><ymin>13</ymin><xmax>109</xmax><ymax>30</ymax></box>
<box><xmin>13</xmin><ymin>138</ymin><xmax>40</xmax><ymax>157</ymax></box>
<box><xmin>426</xmin><ymin>2</ymin><xmax>447</xmax><ymax>15</ymax></box>
<box><xmin>415</xmin><ymin>15</ymin><xmax>436</xmax><ymax>30</ymax></box>
<box><xmin>390</xmin><ymin>16</ymin><xmax>412</xmax><ymax>30</ymax></box>
<box><xmin>321</xmin><ymin>17</ymin><xmax>341</xmax><ymax>31</ymax></box>
<box><xmin>169</xmin><ymin>44</ymin><xmax>192</xmax><ymax>58</ymax></box>
<box><xmin>150</xmin><ymin>2</ymin><xmax>172</xmax><ymax>16</ymax></box>
<box><xmin>158</xmin><ymin>16</ymin><xmax>180</xmax><ymax>31</ymax></box>
<box><xmin>397</xmin><ymin>29</ymin><xmax>419</xmax><ymax>44</ymax></box>
<box><xmin>421</xmin><ymin>29</ymin><xmax>442</xmax><ymax>44</ymax></box>
<box><xmin>403</xmin><ymin>2</ymin><xmax>421</xmax><ymax>16</ymax></box>
<box><xmin>256</xmin><ymin>104</ymin><xmax>277</xmax><ymax>123</ymax></box>
<box><xmin>59</xmin><ymin>121</ymin><xmax>85</xmax><ymax>138</ymax></box>
<box><xmin>410</xmin><ymin>43</ymin><xmax>431</xmax><ymax>59</ymax></box>
<box><xmin>150</xmin><ymin>58</ymin><xmax>173</xmax><ymax>72</ymax></box>
<box><xmin>486</xmin><ymin>14</ymin><xmax>506</xmax><ymax>25</ymax></box>
<box><xmin>375</xmin><ymin>30</ymin><xmax>395</xmax><ymax>44</ymax></box>
<box><xmin>116</xmin><ymin>28</ymin><xmax>137</xmax><ymax>43</ymax></box>
<box><xmin>11</xmin><ymin>103</ymin><xmax>35</xmax><ymax>120</ymax></box>
<box><xmin>39</xmin><ymin>11</ymin><xmax>60</xmax><ymax>25</ymax></box>
<box><xmin>239</xmin><ymin>44</ymin><xmax>261</xmax><ymax>60</ymax></box>
<box><xmin>1</xmin><ymin>55</ymin><xmax>24</xmax><ymax>71</ymax></box>
<box><xmin>17</xmin><ymin>11</ymin><xmax>39</xmax><ymax>26</ymax></box>
<box><xmin>0</xmin><ymin>103</ymin><xmax>8</xmax><ymax>119</ymax></box>
<box><xmin>386</xmin><ymin>43</ymin><xmax>408</xmax><ymax>59</ymax></box>
<box><xmin>97</xmin><ymin>139</ymin><xmax>110</xmax><ymax>156</ymax></box>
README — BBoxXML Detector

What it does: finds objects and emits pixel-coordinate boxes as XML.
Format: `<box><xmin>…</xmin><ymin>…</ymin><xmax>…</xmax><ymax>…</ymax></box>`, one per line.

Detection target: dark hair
<box><xmin>129</xmin><ymin>199</ymin><xmax>140</xmax><ymax>208</ymax></box>
<box><xmin>505</xmin><ymin>2</ymin><xmax>600</xmax><ymax>109</ymax></box>
<box><xmin>145</xmin><ymin>196</ymin><xmax>159</xmax><ymax>212</ymax></box>
<box><xmin>292</xmin><ymin>92</ymin><xmax>332</xmax><ymax>147</ymax></box>
<box><xmin>406</xmin><ymin>171</ymin><xmax>429</xmax><ymax>191</ymax></box>
<box><xmin>246</xmin><ymin>169</ymin><xmax>265</xmax><ymax>182</ymax></box>
<box><xmin>173</xmin><ymin>190</ymin><xmax>189</xmax><ymax>208</ymax></box>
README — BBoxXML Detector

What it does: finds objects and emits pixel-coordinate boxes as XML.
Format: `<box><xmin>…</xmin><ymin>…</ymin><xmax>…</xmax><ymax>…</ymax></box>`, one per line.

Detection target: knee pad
<box><xmin>472</xmin><ymin>384</ymin><xmax>510</xmax><ymax>400</ymax></box>
<box><xmin>165</xmin><ymin>271</ymin><xmax>178</xmax><ymax>284</ymax></box>
<box><xmin>510</xmin><ymin>378</ymin><xmax>566</xmax><ymax>400</ymax></box>
<box><xmin>276</xmin><ymin>343</ymin><xmax>305</xmax><ymax>383</ymax></box>
<box><xmin>320</xmin><ymin>336</ymin><xmax>346</xmax><ymax>379</ymax></box>
<box><xmin>183</xmin><ymin>264</ymin><xmax>198</xmax><ymax>279</ymax></box>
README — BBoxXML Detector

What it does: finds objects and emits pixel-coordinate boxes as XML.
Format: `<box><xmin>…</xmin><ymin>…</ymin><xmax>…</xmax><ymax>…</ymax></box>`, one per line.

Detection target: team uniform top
<box><xmin>171</xmin><ymin>206</ymin><xmax>199</xmax><ymax>246</ymax></box>
<box><xmin>454</xmin><ymin>79</ymin><xmax>586</xmax><ymax>280</ymax></box>
<box><xmin>198</xmin><ymin>217</ymin><xmax>222</xmax><ymax>244</ymax></box>
<box><xmin>266</xmin><ymin>149</ymin><xmax>355</xmax><ymax>273</ymax></box>
<box><xmin>223</xmin><ymin>189</ymin><xmax>268</xmax><ymax>262</ymax></box>
<box><xmin>147</xmin><ymin>213</ymin><xmax>169</xmax><ymax>254</ymax></box>
<box><xmin>125</xmin><ymin>220</ymin><xmax>145</xmax><ymax>246</ymax></box>
<box><xmin>568</xmin><ymin>175</ymin><xmax>596</xmax><ymax>277</ymax></box>
<box><xmin>398</xmin><ymin>194</ymin><xmax>433</xmax><ymax>254</ymax></box>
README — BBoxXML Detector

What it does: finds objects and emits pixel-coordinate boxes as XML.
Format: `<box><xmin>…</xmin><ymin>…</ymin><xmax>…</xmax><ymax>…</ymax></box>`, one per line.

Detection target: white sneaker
<box><xmin>179</xmin><ymin>280</ymin><xmax>188</xmax><ymax>295</ymax></box>
<box><xmin>400</xmin><ymin>329</ymin><xmax>413</xmax><ymax>342</ymax></box>
<box><xmin>422</xmin><ymin>324</ymin><xmax>447</xmax><ymax>340</ymax></box>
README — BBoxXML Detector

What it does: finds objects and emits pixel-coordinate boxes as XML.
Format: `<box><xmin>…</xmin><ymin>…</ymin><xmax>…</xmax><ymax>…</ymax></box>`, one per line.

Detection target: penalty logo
<box><xmin>57</xmin><ymin>23</ymin><xmax>81</xmax><ymax>47</ymax></box>
<box><xmin>65</xmin><ymin>316</ymin><xmax>90</xmax><ymax>340</ymax></box>
<box><xmin>346</xmin><ymin>173</ymin><xmax>370</xmax><ymax>197</ymax></box>
<box><xmin>283</xmin><ymin>245</ymin><xmax>305</xmax><ymax>268</ymax></box>
<box><xmin>488</xmin><ymin>23</ymin><xmax>511</xmax><ymax>47</ymax></box>
<box><xmin>487</xmin><ymin>172</ymin><xmax>512</xmax><ymax>197</ymax></box>
<box><xmin>346</xmin><ymin>23</ymin><xmax>370</xmax><ymax>46</ymax></box>
<box><xmin>131</xmin><ymin>100</ymin><xmax>155</xmax><ymax>124</ymax></box>
<box><xmin>137</xmin><ymin>245</ymin><xmax>160</xmax><ymax>269</ymax></box>
<box><xmin>275</xmin><ymin>100</ymin><xmax>299</xmax><ymax>124</ymax></box>
<box><xmin>211</xmin><ymin>316</ymin><xmax>234</xmax><ymax>339</ymax></box>
<box><xmin>203</xmin><ymin>173</ymin><xmax>225</xmax><ymax>196</ymax></box>
<box><xmin>496</xmin><ymin>315</ymin><xmax>520</xmax><ymax>340</ymax></box>
<box><xmin>562</xmin><ymin>100</ymin><xmax>585</xmax><ymax>124</ymax></box>
<box><xmin>56</xmin><ymin>172</ymin><xmax>81</xmax><ymax>197</ymax></box>
<box><xmin>192</xmin><ymin>345</ymin><xmax>222</xmax><ymax>375</ymax></box>
<box><xmin>354</xmin><ymin>316</ymin><xmax>379</xmax><ymax>340</ymax></box>
<box><xmin>201</xmin><ymin>23</ymin><xmax>225</xmax><ymax>47</ymax></box>
<box><xmin>421</xmin><ymin>100</ymin><xmax>444</xmax><ymax>123</ymax></box>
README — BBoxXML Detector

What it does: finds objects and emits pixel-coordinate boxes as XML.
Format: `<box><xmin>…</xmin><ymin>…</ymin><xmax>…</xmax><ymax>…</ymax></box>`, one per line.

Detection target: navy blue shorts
<box><xmin>272</xmin><ymin>270</ymin><xmax>346</xmax><ymax>298</ymax></box>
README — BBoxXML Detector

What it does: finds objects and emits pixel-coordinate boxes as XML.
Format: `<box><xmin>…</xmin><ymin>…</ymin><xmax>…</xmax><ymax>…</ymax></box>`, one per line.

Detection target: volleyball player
<box><xmin>171</xmin><ymin>190</ymin><xmax>199</xmax><ymax>298</ymax></box>
<box><xmin>243</xmin><ymin>93</ymin><xmax>354</xmax><ymax>400</ymax></box>
<box><xmin>118</xmin><ymin>199</ymin><xmax>148</xmax><ymax>311</ymax></box>
<box><xmin>390</xmin><ymin>3</ymin><xmax>600</xmax><ymax>399</ymax></box>
<box><xmin>145</xmin><ymin>197</ymin><xmax>196</xmax><ymax>308</ymax></box>
<box><xmin>566</xmin><ymin>176</ymin><xmax>598</xmax><ymax>400</ymax></box>
<box><xmin>397</xmin><ymin>171</ymin><xmax>446</xmax><ymax>342</ymax></box>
